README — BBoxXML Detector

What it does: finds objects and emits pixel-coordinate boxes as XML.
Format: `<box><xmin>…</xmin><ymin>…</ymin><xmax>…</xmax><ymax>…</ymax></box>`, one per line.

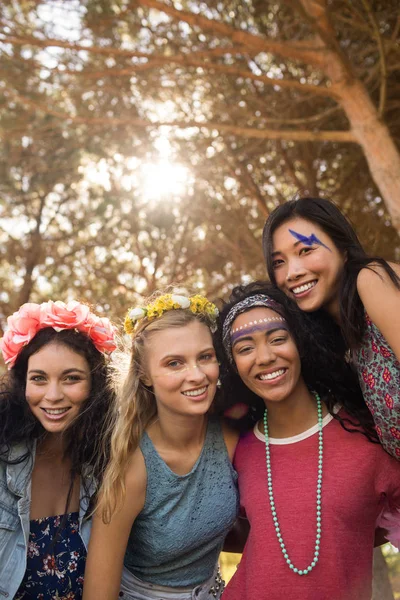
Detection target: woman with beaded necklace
<box><xmin>216</xmin><ymin>282</ymin><xmax>400</xmax><ymax>600</ymax></box>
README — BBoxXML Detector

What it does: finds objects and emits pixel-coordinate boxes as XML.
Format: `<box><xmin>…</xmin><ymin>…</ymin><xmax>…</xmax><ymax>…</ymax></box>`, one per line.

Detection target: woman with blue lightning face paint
<box><xmin>262</xmin><ymin>196</ymin><xmax>400</xmax><ymax>460</ymax></box>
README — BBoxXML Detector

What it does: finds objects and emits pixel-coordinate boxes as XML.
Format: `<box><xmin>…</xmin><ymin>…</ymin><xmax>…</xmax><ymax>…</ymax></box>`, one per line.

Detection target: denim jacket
<box><xmin>0</xmin><ymin>441</ymin><xmax>95</xmax><ymax>599</ymax></box>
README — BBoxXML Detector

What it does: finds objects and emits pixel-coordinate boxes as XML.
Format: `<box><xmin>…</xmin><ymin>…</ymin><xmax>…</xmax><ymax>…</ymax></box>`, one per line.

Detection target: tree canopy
<box><xmin>1</xmin><ymin>0</ymin><xmax>400</xmax><ymax>330</ymax></box>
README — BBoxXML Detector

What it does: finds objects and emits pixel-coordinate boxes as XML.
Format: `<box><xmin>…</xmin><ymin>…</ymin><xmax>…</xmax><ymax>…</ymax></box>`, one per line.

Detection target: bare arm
<box><xmin>357</xmin><ymin>263</ymin><xmax>400</xmax><ymax>362</ymax></box>
<box><xmin>83</xmin><ymin>450</ymin><xmax>147</xmax><ymax>600</ymax></box>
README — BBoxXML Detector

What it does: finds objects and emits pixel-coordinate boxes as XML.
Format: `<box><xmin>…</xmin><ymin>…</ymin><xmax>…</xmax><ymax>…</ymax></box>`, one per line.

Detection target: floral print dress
<box><xmin>15</xmin><ymin>512</ymin><xmax>86</xmax><ymax>600</ymax></box>
<box><xmin>355</xmin><ymin>314</ymin><xmax>400</xmax><ymax>459</ymax></box>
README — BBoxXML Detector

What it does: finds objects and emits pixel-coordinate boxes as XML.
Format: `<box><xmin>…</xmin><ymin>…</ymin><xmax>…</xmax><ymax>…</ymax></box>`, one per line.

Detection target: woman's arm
<box><xmin>357</xmin><ymin>263</ymin><xmax>400</xmax><ymax>362</ymax></box>
<box><xmin>83</xmin><ymin>450</ymin><xmax>146</xmax><ymax>600</ymax></box>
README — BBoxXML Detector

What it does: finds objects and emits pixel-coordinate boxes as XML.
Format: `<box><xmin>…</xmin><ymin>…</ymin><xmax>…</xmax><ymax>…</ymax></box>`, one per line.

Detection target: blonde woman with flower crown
<box><xmin>0</xmin><ymin>301</ymin><xmax>117</xmax><ymax>600</ymax></box>
<box><xmin>83</xmin><ymin>293</ymin><xmax>239</xmax><ymax>600</ymax></box>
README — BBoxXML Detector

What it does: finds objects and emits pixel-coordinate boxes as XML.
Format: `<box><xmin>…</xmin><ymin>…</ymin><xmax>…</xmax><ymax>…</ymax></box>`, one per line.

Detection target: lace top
<box><xmin>15</xmin><ymin>511</ymin><xmax>86</xmax><ymax>600</ymax></box>
<box><xmin>355</xmin><ymin>314</ymin><xmax>400</xmax><ymax>459</ymax></box>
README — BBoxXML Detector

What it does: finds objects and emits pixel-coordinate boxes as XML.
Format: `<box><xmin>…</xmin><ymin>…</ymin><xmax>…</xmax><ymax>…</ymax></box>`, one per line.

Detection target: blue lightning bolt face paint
<box><xmin>288</xmin><ymin>229</ymin><xmax>332</xmax><ymax>252</ymax></box>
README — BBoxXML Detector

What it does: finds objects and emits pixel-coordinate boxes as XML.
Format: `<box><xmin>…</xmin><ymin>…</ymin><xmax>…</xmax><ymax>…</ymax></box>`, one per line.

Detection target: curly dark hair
<box><xmin>0</xmin><ymin>327</ymin><xmax>114</xmax><ymax>502</ymax></box>
<box><xmin>214</xmin><ymin>281</ymin><xmax>378</xmax><ymax>443</ymax></box>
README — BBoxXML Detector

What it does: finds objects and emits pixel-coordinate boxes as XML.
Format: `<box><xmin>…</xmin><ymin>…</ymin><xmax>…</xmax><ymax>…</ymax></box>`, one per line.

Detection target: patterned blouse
<box><xmin>15</xmin><ymin>512</ymin><xmax>86</xmax><ymax>600</ymax></box>
<box><xmin>355</xmin><ymin>314</ymin><xmax>400</xmax><ymax>459</ymax></box>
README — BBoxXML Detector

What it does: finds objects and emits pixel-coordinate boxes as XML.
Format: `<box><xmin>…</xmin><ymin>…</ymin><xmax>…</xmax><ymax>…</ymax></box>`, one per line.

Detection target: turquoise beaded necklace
<box><xmin>263</xmin><ymin>392</ymin><xmax>323</xmax><ymax>576</ymax></box>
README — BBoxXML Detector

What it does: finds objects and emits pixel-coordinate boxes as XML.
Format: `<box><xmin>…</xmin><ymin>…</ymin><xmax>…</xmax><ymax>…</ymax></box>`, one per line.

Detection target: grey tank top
<box><xmin>124</xmin><ymin>417</ymin><xmax>239</xmax><ymax>587</ymax></box>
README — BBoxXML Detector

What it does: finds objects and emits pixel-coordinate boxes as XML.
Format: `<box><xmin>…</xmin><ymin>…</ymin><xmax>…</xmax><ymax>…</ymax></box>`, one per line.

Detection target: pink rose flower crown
<box><xmin>0</xmin><ymin>300</ymin><xmax>117</xmax><ymax>369</ymax></box>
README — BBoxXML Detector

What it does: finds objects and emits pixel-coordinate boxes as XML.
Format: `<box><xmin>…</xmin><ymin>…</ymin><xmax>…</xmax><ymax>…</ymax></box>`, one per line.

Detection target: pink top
<box><xmin>223</xmin><ymin>410</ymin><xmax>400</xmax><ymax>600</ymax></box>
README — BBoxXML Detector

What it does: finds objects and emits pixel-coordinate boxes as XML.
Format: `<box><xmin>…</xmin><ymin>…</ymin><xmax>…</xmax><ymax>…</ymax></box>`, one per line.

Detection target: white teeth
<box><xmin>292</xmin><ymin>281</ymin><xmax>316</xmax><ymax>295</ymax></box>
<box><xmin>44</xmin><ymin>408</ymin><xmax>69</xmax><ymax>415</ymax></box>
<box><xmin>259</xmin><ymin>369</ymin><xmax>285</xmax><ymax>381</ymax></box>
<box><xmin>183</xmin><ymin>386</ymin><xmax>207</xmax><ymax>397</ymax></box>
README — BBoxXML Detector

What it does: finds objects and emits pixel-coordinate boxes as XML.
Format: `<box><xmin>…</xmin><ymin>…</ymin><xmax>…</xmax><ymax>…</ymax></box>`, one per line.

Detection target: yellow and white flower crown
<box><xmin>124</xmin><ymin>294</ymin><xmax>219</xmax><ymax>334</ymax></box>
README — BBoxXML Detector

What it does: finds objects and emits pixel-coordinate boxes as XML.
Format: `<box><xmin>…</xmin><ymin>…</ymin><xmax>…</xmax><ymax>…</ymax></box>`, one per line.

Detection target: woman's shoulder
<box><xmin>0</xmin><ymin>442</ymin><xmax>34</xmax><ymax>500</ymax></box>
<box><xmin>356</xmin><ymin>262</ymin><xmax>400</xmax><ymax>327</ymax></box>
<box><xmin>330</xmin><ymin>410</ymin><xmax>387</xmax><ymax>454</ymax></box>
<box><xmin>125</xmin><ymin>446</ymin><xmax>147</xmax><ymax>483</ymax></box>
<box><xmin>236</xmin><ymin>425</ymin><xmax>260</xmax><ymax>449</ymax></box>
<box><xmin>357</xmin><ymin>261</ymin><xmax>400</xmax><ymax>291</ymax></box>
<box><xmin>1</xmin><ymin>441</ymin><xmax>32</xmax><ymax>464</ymax></box>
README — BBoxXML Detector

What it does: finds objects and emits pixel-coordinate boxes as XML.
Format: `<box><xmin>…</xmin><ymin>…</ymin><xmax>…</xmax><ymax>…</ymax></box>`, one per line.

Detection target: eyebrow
<box><xmin>272</xmin><ymin>232</ymin><xmax>331</xmax><ymax>256</ymax></box>
<box><xmin>272</xmin><ymin>239</ymin><xmax>311</xmax><ymax>257</ymax></box>
<box><xmin>289</xmin><ymin>229</ymin><xmax>331</xmax><ymax>252</ymax></box>
<box><xmin>232</xmin><ymin>325</ymin><xmax>288</xmax><ymax>347</ymax></box>
<box><xmin>160</xmin><ymin>347</ymin><xmax>215</xmax><ymax>361</ymax></box>
<box><xmin>28</xmin><ymin>368</ymin><xmax>88</xmax><ymax>375</ymax></box>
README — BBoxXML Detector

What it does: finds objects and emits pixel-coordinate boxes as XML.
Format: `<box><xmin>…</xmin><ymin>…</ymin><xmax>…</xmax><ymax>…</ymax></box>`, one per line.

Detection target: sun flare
<box><xmin>140</xmin><ymin>161</ymin><xmax>190</xmax><ymax>201</ymax></box>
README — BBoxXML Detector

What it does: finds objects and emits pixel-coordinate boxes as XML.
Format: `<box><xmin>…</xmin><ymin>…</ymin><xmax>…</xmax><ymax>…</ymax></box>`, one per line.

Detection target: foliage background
<box><xmin>1</xmin><ymin>0</ymin><xmax>400</xmax><ymax>334</ymax></box>
<box><xmin>1</xmin><ymin>1</ymin><xmax>400</xmax><ymax>595</ymax></box>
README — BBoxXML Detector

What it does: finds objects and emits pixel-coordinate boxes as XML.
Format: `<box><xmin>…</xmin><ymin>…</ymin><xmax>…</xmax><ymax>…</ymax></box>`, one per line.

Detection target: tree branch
<box><xmin>1</xmin><ymin>33</ymin><xmax>251</xmax><ymax>61</ymax></box>
<box><xmin>360</xmin><ymin>0</ymin><xmax>387</xmax><ymax>116</ymax></box>
<box><xmin>68</xmin><ymin>59</ymin><xmax>336</xmax><ymax>97</ymax></box>
<box><xmin>2</xmin><ymin>33</ymin><xmax>335</xmax><ymax>97</ymax></box>
<box><xmin>0</xmin><ymin>33</ymin><xmax>154</xmax><ymax>58</ymax></box>
<box><xmin>7</xmin><ymin>89</ymin><xmax>356</xmax><ymax>142</ymax></box>
<box><xmin>135</xmin><ymin>0</ymin><xmax>328</xmax><ymax>67</ymax></box>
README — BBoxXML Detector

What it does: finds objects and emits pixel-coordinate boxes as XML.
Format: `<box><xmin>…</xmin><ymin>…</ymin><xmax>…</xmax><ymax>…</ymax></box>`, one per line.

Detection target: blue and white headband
<box><xmin>222</xmin><ymin>294</ymin><xmax>286</xmax><ymax>364</ymax></box>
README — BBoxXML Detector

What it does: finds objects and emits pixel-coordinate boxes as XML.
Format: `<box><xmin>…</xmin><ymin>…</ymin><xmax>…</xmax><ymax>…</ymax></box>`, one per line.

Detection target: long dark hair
<box><xmin>262</xmin><ymin>196</ymin><xmax>400</xmax><ymax>349</ymax></box>
<box><xmin>215</xmin><ymin>281</ymin><xmax>378</xmax><ymax>443</ymax></box>
<box><xmin>0</xmin><ymin>327</ymin><xmax>114</xmax><ymax>501</ymax></box>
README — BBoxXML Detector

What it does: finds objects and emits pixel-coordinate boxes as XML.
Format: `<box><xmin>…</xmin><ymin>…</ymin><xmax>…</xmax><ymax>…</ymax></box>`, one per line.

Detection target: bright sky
<box><xmin>33</xmin><ymin>2</ymin><xmax>193</xmax><ymax>203</ymax></box>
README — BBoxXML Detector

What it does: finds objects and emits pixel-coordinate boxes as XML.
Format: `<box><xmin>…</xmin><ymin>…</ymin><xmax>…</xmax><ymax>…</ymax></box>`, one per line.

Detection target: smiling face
<box><xmin>231</xmin><ymin>307</ymin><xmax>306</xmax><ymax>405</ymax></box>
<box><xmin>271</xmin><ymin>217</ymin><xmax>345</xmax><ymax>318</ymax></box>
<box><xmin>25</xmin><ymin>342</ymin><xmax>91</xmax><ymax>434</ymax></box>
<box><xmin>143</xmin><ymin>320</ymin><xmax>219</xmax><ymax>418</ymax></box>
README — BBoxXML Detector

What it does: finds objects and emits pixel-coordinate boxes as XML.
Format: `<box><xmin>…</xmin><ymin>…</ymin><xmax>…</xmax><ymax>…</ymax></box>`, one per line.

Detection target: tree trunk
<box><xmin>301</xmin><ymin>0</ymin><xmax>400</xmax><ymax>231</ymax></box>
<box><xmin>17</xmin><ymin>243</ymin><xmax>41</xmax><ymax>306</ymax></box>
<box><xmin>372</xmin><ymin>547</ymin><xmax>394</xmax><ymax>600</ymax></box>
<box><xmin>328</xmin><ymin>74</ymin><xmax>400</xmax><ymax>231</ymax></box>
<box><xmin>17</xmin><ymin>205</ymin><xmax>44</xmax><ymax>306</ymax></box>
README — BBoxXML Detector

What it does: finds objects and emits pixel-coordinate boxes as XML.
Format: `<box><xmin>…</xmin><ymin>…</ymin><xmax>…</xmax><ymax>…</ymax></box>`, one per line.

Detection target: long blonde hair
<box><xmin>98</xmin><ymin>308</ymin><xmax>216</xmax><ymax>523</ymax></box>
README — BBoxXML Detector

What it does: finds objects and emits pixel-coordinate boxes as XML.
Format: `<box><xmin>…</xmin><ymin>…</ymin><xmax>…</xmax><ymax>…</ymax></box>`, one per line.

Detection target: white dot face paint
<box><xmin>143</xmin><ymin>320</ymin><xmax>219</xmax><ymax>418</ymax></box>
<box><xmin>231</xmin><ymin>317</ymin><xmax>287</xmax><ymax>343</ymax></box>
<box><xmin>271</xmin><ymin>217</ymin><xmax>346</xmax><ymax>318</ymax></box>
<box><xmin>231</xmin><ymin>307</ymin><xmax>305</xmax><ymax>406</ymax></box>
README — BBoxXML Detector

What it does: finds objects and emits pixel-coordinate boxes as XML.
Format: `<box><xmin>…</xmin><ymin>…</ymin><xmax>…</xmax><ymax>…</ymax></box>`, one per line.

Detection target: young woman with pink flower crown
<box><xmin>83</xmin><ymin>292</ymin><xmax>238</xmax><ymax>600</ymax></box>
<box><xmin>0</xmin><ymin>300</ymin><xmax>117</xmax><ymax>600</ymax></box>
